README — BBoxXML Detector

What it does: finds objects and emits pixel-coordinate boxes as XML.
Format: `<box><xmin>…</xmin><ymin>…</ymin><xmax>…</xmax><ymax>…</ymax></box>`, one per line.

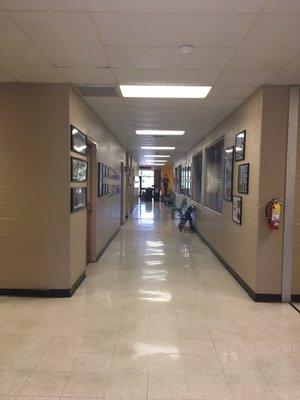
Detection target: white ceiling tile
<box><xmin>133</xmin><ymin>121</ymin><xmax>189</xmax><ymax>130</ymax></box>
<box><xmin>208</xmin><ymin>85</ymin><xmax>258</xmax><ymax>98</ymax></box>
<box><xmin>92</xmin><ymin>105</ymin><xmax>127</xmax><ymax>115</ymax></box>
<box><xmin>104</xmin><ymin>120</ymin><xmax>133</xmax><ymax>130</ymax></box>
<box><xmin>128</xmin><ymin>107</ymin><xmax>199</xmax><ymax>116</ymax></box>
<box><xmin>94</xmin><ymin>13</ymin><xmax>255</xmax><ymax>47</ymax></box>
<box><xmin>269</xmin><ymin>70</ymin><xmax>300</xmax><ymax>84</ymax></box>
<box><xmin>10</xmin><ymin>11</ymin><xmax>108</xmax><ymax>67</ymax></box>
<box><xmin>88</xmin><ymin>0</ymin><xmax>265</xmax><ymax>13</ymax></box>
<box><xmin>85</xmin><ymin>97</ymin><xmax>124</xmax><ymax>108</ymax></box>
<box><xmin>1</xmin><ymin>0</ymin><xmax>88</xmax><ymax>11</ymax></box>
<box><xmin>286</xmin><ymin>55</ymin><xmax>300</xmax><ymax>70</ymax></box>
<box><xmin>0</xmin><ymin>69</ymin><xmax>15</xmax><ymax>81</ymax></box>
<box><xmin>263</xmin><ymin>0</ymin><xmax>300</xmax><ymax>14</ymax></box>
<box><xmin>203</xmin><ymin>97</ymin><xmax>244</xmax><ymax>108</ymax></box>
<box><xmin>228</xmin><ymin>40</ymin><xmax>299</xmax><ymax>70</ymax></box>
<box><xmin>0</xmin><ymin>12</ymin><xmax>49</xmax><ymax>67</ymax></box>
<box><xmin>131</xmin><ymin>114</ymin><xmax>193</xmax><ymax>123</ymax></box>
<box><xmin>217</xmin><ymin>70</ymin><xmax>275</xmax><ymax>86</ymax></box>
<box><xmin>113</xmin><ymin>68</ymin><xmax>221</xmax><ymax>85</ymax></box>
<box><xmin>107</xmin><ymin>46</ymin><xmax>234</xmax><ymax>70</ymax></box>
<box><xmin>59</xmin><ymin>67</ymin><xmax>116</xmax><ymax>84</ymax></box>
<box><xmin>100</xmin><ymin>113</ymin><xmax>130</xmax><ymax>122</ymax></box>
<box><xmin>3</xmin><ymin>66</ymin><xmax>65</xmax><ymax>82</ymax></box>
<box><xmin>228</xmin><ymin>15</ymin><xmax>300</xmax><ymax>70</ymax></box>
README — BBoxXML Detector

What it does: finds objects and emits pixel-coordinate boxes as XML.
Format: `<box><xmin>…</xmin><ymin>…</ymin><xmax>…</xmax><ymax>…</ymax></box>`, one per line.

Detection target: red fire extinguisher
<box><xmin>265</xmin><ymin>199</ymin><xmax>283</xmax><ymax>230</ymax></box>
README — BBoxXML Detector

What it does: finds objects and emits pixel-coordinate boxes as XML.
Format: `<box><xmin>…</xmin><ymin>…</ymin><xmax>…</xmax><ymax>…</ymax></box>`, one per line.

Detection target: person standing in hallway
<box><xmin>162</xmin><ymin>174</ymin><xmax>169</xmax><ymax>196</ymax></box>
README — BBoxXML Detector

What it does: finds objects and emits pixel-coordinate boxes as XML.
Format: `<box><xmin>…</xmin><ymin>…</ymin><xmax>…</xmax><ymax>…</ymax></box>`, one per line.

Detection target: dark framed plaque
<box><xmin>235</xmin><ymin>130</ymin><xmax>246</xmax><ymax>162</ymax></box>
<box><xmin>232</xmin><ymin>195</ymin><xmax>242</xmax><ymax>225</ymax></box>
<box><xmin>238</xmin><ymin>163</ymin><xmax>250</xmax><ymax>194</ymax></box>
<box><xmin>71</xmin><ymin>157</ymin><xmax>88</xmax><ymax>182</ymax></box>
<box><xmin>70</xmin><ymin>125</ymin><xmax>87</xmax><ymax>156</ymax></box>
<box><xmin>71</xmin><ymin>187</ymin><xmax>87</xmax><ymax>213</ymax></box>
<box><xmin>224</xmin><ymin>146</ymin><xmax>234</xmax><ymax>201</ymax></box>
<box><xmin>98</xmin><ymin>163</ymin><xmax>103</xmax><ymax>196</ymax></box>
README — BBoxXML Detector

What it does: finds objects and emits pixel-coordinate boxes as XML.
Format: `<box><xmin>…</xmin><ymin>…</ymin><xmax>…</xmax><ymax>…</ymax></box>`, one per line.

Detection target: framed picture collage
<box><xmin>224</xmin><ymin>130</ymin><xmax>249</xmax><ymax>225</ymax></box>
<box><xmin>70</xmin><ymin>125</ymin><xmax>88</xmax><ymax>213</ymax></box>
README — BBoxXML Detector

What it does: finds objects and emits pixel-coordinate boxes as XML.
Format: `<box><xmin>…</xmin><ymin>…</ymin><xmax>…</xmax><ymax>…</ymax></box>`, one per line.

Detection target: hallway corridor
<box><xmin>0</xmin><ymin>202</ymin><xmax>300</xmax><ymax>399</ymax></box>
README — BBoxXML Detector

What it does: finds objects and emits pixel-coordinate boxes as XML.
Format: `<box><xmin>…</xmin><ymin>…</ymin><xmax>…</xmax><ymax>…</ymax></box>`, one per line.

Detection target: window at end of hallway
<box><xmin>192</xmin><ymin>151</ymin><xmax>203</xmax><ymax>204</ymax></box>
<box><xmin>204</xmin><ymin>138</ymin><xmax>224</xmax><ymax>213</ymax></box>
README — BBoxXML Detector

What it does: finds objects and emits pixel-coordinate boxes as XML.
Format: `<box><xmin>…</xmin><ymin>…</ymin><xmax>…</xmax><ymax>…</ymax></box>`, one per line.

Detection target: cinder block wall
<box><xmin>174</xmin><ymin>86</ymin><xmax>290</xmax><ymax>297</ymax></box>
<box><xmin>0</xmin><ymin>83</ymin><xmax>70</xmax><ymax>290</ymax></box>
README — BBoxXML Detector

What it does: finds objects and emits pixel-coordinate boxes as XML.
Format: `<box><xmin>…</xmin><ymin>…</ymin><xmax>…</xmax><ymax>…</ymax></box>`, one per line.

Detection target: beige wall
<box><xmin>257</xmin><ymin>86</ymin><xmax>289</xmax><ymax>293</ymax></box>
<box><xmin>0</xmin><ymin>83</ymin><xmax>128</xmax><ymax>292</ymax></box>
<box><xmin>293</xmin><ymin>88</ymin><xmax>300</xmax><ymax>295</ymax></box>
<box><xmin>69</xmin><ymin>89</ymin><xmax>126</xmax><ymax>284</ymax></box>
<box><xmin>0</xmin><ymin>83</ymin><xmax>70</xmax><ymax>289</ymax></box>
<box><xmin>174</xmin><ymin>86</ymin><xmax>289</xmax><ymax>296</ymax></box>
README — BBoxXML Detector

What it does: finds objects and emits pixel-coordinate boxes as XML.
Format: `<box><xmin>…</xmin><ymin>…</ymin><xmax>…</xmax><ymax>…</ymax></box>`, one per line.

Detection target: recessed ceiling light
<box><xmin>144</xmin><ymin>155</ymin><xmax>170</xmax><ymax>158</ymax></box>
<box><xmin>120</xmin><ymin>85</ymin><xmax>211</xmax><ymax>98</ymax></box>
<box><xmin>180</xmin><ymin>44</ymin><xmax>193</xmax><ymax>54</ymax></box>
<box><xmin>136</xmin><ymin>130</ymin><xmax>185</xmax><ymax>136</ymax></box>
<box><xmin>141</xmin><ymin>146</ymin><xmax>175</xmax><ymax>150</ymax></box>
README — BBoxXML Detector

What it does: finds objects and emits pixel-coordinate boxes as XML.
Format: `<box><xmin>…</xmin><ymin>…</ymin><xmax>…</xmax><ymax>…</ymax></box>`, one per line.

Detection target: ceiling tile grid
<box><xmin>0</xmin><ymin>1</ymin><xmax>299</xmax><ymax>163</ymax></box>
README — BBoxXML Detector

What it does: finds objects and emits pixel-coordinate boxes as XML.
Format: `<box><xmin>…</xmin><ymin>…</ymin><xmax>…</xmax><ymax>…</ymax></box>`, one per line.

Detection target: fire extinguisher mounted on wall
<box><xmin>265</xmin><ymin>199</ymin><xmax>283</xmax><ymax>230</ymax></box>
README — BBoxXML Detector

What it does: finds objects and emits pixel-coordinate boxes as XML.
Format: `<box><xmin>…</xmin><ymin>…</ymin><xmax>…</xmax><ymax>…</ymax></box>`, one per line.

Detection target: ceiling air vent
<box><xmin>75</xmin><ymin>85</ymin><xmax>120</xmax><ymax>97</ymax></box>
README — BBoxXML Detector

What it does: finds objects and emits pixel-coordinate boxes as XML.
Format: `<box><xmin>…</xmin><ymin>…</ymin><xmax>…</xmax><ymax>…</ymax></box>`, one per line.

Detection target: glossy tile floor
<box><xmin>1</xmin><ymin>201</ymin><xmax>300</xmax><ymax>400</ymax></box>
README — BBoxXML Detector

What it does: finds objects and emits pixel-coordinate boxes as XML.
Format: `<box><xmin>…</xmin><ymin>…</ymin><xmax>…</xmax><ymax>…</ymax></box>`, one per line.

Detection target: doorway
<box><xmin>139</xmin><ymin>169</ymin><xmax>154</xmax><ymax>200</ymax></box>
<box><xmin>86</xmin><ymin>140</ymin><xmax>97</xmax><ymax>264</ymax></box>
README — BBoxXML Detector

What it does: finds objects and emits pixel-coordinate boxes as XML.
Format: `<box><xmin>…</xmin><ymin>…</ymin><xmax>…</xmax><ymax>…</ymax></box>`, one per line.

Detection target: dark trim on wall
<box><xmin>96</xmin><ymin>228</ymin><xmax>120</xmax><ymax>261</ymax></box>
<box><xmin>0</xmin><ymin>271</ymin><xmax>86</xmax><ymax>298</ymax></box>
<box><xmin>291</xmin><ymin>295</ymin><xmax>300</xmax><ymax>303</ymax></box>
<box><xmin>195</xmin><ymin>229</ymin><xmax>282</xmax><ymax>302</ymax></box>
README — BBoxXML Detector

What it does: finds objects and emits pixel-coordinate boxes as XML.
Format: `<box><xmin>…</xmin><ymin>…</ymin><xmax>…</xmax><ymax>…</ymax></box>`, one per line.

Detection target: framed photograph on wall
<box><xmin>232</xmin><ymin>195</ymin><xmax>242</xmax><ymax>225</ymax></box>
<box><xmin>238</xmin><ymin>163</ymin><xmax>250</xmax><ymax>194</ymax></box>
<box><xmin>98</xmin><ymin>163</ymin><xmax>103</xmax><ymax>197</ymax></box>
<box><xmin>235</xmin><ymin>130</ymin><xmax>246</xmax><ymax>161</ymax></box>
<box><xmin>71</xmin><ymin>187</ymin><xmax>87</xmax><ymax>213</ymax></box>
<box><xmin>224</xmin><ymin>146</ymin><xmax>234</xmax><ymax>201</ymax></box>
<box><xmin>70</xmin><ymin>125</ymin><xmax>87</xmax><ymax>156</ymax></box>
<box><xmin>71</xmin><ymin>157</ymin><xmax>88</xmax><ymax>182</ymax></box>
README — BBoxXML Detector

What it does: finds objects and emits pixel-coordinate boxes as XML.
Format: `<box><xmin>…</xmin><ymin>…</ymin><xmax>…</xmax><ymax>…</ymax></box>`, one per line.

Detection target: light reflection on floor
<box><xmin>1</xmin><ymin>201</ymin><xmax>299</xmax><ymax>399</ymax></box>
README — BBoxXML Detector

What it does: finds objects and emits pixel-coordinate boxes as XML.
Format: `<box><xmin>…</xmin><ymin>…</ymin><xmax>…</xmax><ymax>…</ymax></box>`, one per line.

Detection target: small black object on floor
<box><xmin>178</xmin><ymin>206</ymin><xmax>195</xmax><ymax>232</ymax></box>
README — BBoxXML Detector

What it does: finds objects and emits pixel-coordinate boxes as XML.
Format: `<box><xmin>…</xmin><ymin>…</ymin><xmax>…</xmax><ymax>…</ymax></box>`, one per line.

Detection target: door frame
<box><xmin>86</xmin><ymin>139</ymin><xmax>97</xmax><ymax>263</ymax></box>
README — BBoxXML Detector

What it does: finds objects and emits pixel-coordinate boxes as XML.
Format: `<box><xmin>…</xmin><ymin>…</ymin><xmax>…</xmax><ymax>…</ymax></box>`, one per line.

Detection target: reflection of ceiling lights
<box><xmin>120</xmin><ymin>85</ymin><xmax>211</xmax><ymax>98</ymax></box>
<box><xmin>136</xmin><ymin>130</ymin><xmax>185</xmax><ymax>136</ymax></box>
<box><xmin>144</xmin><ymin>155</ymin><xmax>170</xmax><ymax>158</ymax></box>
<box><xmin>141</xmin><ymin>146</ymin><xmax>175</xmax><ymax>150</ymax></box>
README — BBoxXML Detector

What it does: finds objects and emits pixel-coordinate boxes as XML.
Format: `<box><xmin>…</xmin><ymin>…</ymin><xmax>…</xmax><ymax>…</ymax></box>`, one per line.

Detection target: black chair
<box><xmin>178</xmin><ymin>206</ymin><xmax>195</xmax><ymax>231</ymax></box>
<box><xmin>171</xmin><ymin>198</ymin><xmax>187</xmax><ymax>219</ymax></box>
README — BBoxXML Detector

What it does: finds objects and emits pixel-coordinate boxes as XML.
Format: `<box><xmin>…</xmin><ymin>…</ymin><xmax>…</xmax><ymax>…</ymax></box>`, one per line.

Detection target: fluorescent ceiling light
<box><xmin>136</xmin><ymin>130</ymin><xmax>185</xmax><ymax>136</ymax></box>
<box><xmin>145</xmin><ymin>163</ymin><xmax>165</xmax><ymax>166</ymax></box>
<box><xmin>120</xmin><ymin>85</ymin><xmax>211</xmax><ymax>98</ymax></box>
<box><xmin>148</xmin><ymin>160</ymin><xmax>168</xmax><ymax>163</ymax></box>
<box><xmin>141</xmin><ymin>146</ymin><xmax>175</xmax><ymax>150</ymax></box>
<box><xmin>144</xmin><ymin>155</ymin><xmax>170</xmax><ymax>158</ymax></box>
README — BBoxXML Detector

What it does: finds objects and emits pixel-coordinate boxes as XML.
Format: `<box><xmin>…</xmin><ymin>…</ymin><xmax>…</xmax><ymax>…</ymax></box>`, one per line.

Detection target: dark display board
<box><xmin>98</xmin><ymin>163</ymin><xmax>120</xmax><ymax>197</ymax></box>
